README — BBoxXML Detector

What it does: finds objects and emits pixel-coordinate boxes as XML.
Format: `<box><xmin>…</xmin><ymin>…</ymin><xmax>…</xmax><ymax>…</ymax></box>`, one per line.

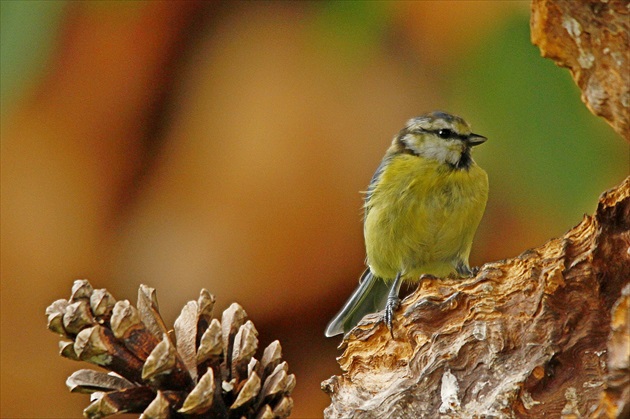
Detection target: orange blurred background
<box><xmin>1</xmin><ymin>2</ymin><xmax>627</xmax><ymax>418</ymax></box>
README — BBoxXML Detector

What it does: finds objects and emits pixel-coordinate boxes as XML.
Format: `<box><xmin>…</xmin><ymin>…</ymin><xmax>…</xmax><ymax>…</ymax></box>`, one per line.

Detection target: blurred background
<box><xmin>1</xmin><ymin>1</ymin><xmax>627</xmax><ymax>417</ymax></box>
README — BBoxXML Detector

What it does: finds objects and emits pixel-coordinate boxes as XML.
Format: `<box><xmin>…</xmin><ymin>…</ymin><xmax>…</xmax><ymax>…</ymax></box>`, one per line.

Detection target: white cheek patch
<box><xmin>416</xmin><ymin>137</ymin><xmax>463</xmax><ymax>166</ymax></box>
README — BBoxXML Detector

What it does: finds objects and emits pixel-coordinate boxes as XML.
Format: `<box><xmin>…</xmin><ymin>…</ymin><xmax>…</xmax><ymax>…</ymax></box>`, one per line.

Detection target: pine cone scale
<box><xmin>46</xmin><ymin>280</ymin><xmax>295</xmax><ymax>418</ymax></box>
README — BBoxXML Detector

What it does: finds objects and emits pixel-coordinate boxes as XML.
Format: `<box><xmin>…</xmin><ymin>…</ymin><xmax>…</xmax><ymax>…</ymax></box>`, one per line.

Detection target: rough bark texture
<box><xmin>322</xmin><ymin>177</ymin><xmax>629</xmax><ymax>418</ymax></box>
<box><xmin>531</xmin><ymin>0</ymin><xmax>630</xmax><ymax>141</ymax></box>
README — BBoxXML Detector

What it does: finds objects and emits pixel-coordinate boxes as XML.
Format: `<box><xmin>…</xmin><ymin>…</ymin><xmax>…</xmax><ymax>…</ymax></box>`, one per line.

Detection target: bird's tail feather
<box><xmin>325</xmin><ymin>269</ymin><xmax>391</xmax><ymax>337</ymax></box>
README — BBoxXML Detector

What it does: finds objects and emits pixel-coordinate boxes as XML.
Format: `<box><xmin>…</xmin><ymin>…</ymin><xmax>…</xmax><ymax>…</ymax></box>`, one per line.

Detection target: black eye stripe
<box><xmin>427</xmin><ymin>129</ymin><xmax>468</xmax><ymax>141</ymax></box>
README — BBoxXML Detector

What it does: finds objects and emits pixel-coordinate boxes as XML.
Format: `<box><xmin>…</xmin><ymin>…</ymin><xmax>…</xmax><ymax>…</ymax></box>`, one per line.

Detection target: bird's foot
<box><xmin>384</xmin><ymin>295</ymin><xmax>400</xmax><ymax>339</ymax></box>
<box><xmin>455</xmin><ymin>261</ymin><xmax>479</xmax><ymax>278</ymax></box>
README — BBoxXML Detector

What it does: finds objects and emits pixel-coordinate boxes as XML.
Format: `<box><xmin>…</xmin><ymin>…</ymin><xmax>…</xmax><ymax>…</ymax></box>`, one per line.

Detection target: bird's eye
<box><xmin>437</xmin><ymin>129</ymin><xmax>452</xmax><ymax>139</ymax></box>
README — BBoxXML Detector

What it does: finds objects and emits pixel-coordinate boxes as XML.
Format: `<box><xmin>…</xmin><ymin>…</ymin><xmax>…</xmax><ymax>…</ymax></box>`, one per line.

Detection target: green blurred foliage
<box><xmin>451</xmin><ymin>15</ymin><xmax>628</xmax><ymax>227</ymax></box>
<box><xmin>308</xmin><ymin>0</ymin><xmax>392</xmax><ymax>63</ymax></box>
<box><xmin>0</xmin><ymin>0</ymin><xmax>66</xmax><ymax>114</ymax></box>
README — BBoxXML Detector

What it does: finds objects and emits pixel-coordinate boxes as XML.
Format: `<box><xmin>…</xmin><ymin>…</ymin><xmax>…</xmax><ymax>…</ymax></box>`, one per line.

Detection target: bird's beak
<box><xmin>466</xmin><ymin>133</ymin><xmax>487</xmax><ymax>147</ymax></box>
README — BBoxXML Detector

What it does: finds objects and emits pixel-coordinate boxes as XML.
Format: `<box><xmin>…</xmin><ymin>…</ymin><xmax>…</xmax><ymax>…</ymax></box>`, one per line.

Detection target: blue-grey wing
<box><xmin>324</xmin><ymin>269</ymin><xmax>391</xmax><ymax>337</ymax></box>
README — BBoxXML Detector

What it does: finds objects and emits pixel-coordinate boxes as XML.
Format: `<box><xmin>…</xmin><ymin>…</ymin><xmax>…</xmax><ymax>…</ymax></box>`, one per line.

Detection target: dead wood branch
<box><xmin>531</xmin><ymin>0</ymin><xmax>630</xmax><ymax>141</ymax></box>
<box><xmin>322</xmin><ymin>177</ymin><xmax>629</xmax><ymax>418</ymax></box>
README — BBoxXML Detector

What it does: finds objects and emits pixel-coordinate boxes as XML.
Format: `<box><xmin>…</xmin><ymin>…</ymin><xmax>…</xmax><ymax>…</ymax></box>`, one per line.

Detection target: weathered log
<box><xmin>322</xmin><ymin>177</ymin><xmax>629</xmax><ymax>418</ymax></box>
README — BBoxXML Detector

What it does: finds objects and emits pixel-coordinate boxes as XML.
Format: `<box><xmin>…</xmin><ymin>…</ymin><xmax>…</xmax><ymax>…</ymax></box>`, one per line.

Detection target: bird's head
<box><xmin>391</xmin><ymin>111</ymin><xmax>486</xmax><ymax>169</ymax></box>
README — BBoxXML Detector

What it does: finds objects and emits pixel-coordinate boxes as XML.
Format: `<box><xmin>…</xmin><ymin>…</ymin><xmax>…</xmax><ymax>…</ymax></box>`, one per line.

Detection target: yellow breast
<box><xmin>364</xmin><ymin>154</ymin><xmax>488</xmax><ymax>280</ymax></box>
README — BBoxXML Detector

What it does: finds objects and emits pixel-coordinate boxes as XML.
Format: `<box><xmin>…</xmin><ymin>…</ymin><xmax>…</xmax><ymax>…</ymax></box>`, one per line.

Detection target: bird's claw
<box><xmin>384</xmin><ymin>295</ymin><xmax>400</xmax><ymax>338</ymax></box>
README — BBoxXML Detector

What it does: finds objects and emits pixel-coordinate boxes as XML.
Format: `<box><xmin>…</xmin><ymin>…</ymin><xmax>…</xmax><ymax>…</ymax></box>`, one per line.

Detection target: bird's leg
<box><xmin>384</xmin><ymin>272</ymin><xmax>403</xmax><ymax>338</ymax></box>
<box><xmin>456</xmin><ymin>260</ymin><xmax>476</xmax><ymax>277</ymax></box>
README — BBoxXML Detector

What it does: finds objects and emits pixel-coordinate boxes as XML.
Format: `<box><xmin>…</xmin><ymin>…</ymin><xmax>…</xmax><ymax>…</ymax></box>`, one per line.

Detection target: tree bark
<box><xmin>322</xmin><ymin>178</ymin><xmax>629</xmax><ymax>418</ymax></box>
<box><xmin>322</xmin><ymin>1</ymin><xmax>630</xmax><ymax>417</ymax></box>
<box><xmin>531</xmin><ymin>0</ymin><xmax>630</xmax><ymax>142</ymax></box>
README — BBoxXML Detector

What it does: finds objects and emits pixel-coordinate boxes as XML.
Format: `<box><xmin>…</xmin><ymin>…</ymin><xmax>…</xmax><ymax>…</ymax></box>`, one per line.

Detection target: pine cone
<box><xmin>45</xmin><ymin>280</ymin><xmax>295</xmax><ymax>418</ymax></box>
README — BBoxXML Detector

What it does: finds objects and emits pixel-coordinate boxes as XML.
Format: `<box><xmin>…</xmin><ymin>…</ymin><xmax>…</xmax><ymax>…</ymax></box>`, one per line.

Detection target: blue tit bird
<box><xmin>325</xmin><ymin>111</ymin><xmax>489</xmax><ymax>337</ymax></box>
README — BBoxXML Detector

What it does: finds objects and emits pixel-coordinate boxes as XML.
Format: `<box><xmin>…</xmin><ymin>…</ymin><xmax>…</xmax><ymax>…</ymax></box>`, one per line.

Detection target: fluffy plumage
<box><xmin>325</xmin><ymin>111</ymin><xmax>488</xmax><ymax>337</ymax></box>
